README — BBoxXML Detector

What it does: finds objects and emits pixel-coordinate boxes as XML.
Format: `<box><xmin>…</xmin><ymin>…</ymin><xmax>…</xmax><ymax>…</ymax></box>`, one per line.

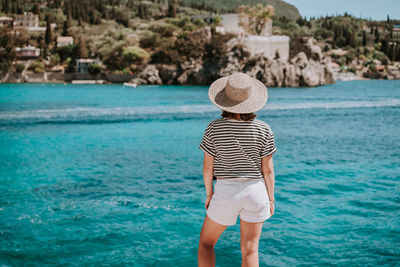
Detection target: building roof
<box><xmin>19</xmin><ymin>27</ymin><xmax>46</xmax><ymax>31</ymax></box>
<box><xmin>247</xmin><ymin>35</ymin><xmax>290</xmax><ymax>41</ymax></box>
<box><xmin>0</xmin><ymin>16</ymin><xmax>13</xmax><ymax>21</ymax></box>
<box><xmin>16</xmin><ymin>45</ymin><xmax>39</xmax><ymax>51</ymax></box>
<box><xmin>57</xmin><ymin>36</ymin><xmax>73</xmax><ymax>42</ymax></box>
<box><xmin>15</xmin><ymin>12</ymin><xmax>38</xmax><ymax>17</ymax></box>
<box><xmin>76</xmin><ymin>58</ymin><xmax>97</xmax><ymax>63</ymax></box>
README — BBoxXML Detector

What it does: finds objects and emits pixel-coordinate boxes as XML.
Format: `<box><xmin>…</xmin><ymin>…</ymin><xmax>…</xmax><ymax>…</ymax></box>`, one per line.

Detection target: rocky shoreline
<box><xmin>131</xmin><ymin>36</ymin><xmax>337</xmax><ymax>87</ymax></box>
<box><xmin>2</xmin><ymin>36</ymin><xmax>399</xmax><ymax>86</ymax></box>
<box><xmin>130</xmin><ymin>35</ymin><xmax>400</xmax><ymax>87</ymax></box>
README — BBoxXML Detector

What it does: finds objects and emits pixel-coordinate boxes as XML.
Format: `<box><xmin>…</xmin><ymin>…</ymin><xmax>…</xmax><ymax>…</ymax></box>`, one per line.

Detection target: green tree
<box><xmin>388</xmin><ymin>42</ymin><xmax>396</xmax><ymax>61</ymax></box>
<box><xmin>45</xmin><ymin>14</ymin><xmax>52</xmax><ymax>47</ymax></box>
<box><xmin>381</xmin><ymin>37</ymin><xmax>389</xmax><ymax>54</ymax></box>
<box><xmin>168</xmin><ymin>0</ymin><xmax>177</xmax><ymax>18</ymax></box>
<box><xmin>333</xmin><ymin>24</ymin><xmax>345</xmax><ymax>47</ymax></box>
<box><xmin>115</xmin><ymin>10</ymin><xmax>129</xmax><ymax>27</ymax></box>
<box><xmin>15</xmin><ymin>63</ymin><xmax>25</xmax><ymax>73</ymax></box>
<box><xmin>0</xmin><ymin>27</ymin><xmax>15</xmax><ymax>73</ymax></box>
<box><xmin>122</xmin><ymin>46</ymin><xmax>150</xmax><ymax>66</ymax></box>
<box><xmin>351</xmin><ymin>31</ymin><xmax>357</xmax><ymax>47</ymax></box>
<box><xmin>88</xmin><ymin>64</ymin><xmax>103</xmax><ymax>75</ymax></box>
<box><xmin>138</xmin><ymin>1</ymin><xmax>152</xmax><ymax>20</ymax></box>
<box><xmin>375</xmin><ymin>28</ymin><xmax>380</xmax><ymax>43</ymax></box>
<box><xmin>139</xmin><ymin>32</ymin><xmax>161</xmax><ymax>48</ymax></box>
<box><xmin>362</xmin><ymin>31</ymin><xmax>367</xmax><ymax>46</ymax></box>
<box><xmin>74</xmin><ymin>36</ymin><xmax>88</xmax><ymax>59</ymax></box>
<box><xmin>127</xmin><ymin>0</ymin><xmax>135</xmax><ymax>9</ymax></box>
<box><xmin>237</xmin><ymin>3</ymin><xmax>275</xmax><ymax>35</ymax></box>
<box><xmin>213</xmin><ymin>15</ymin><xmax>222</xmax><ymax>26</ymax></box>
<box><xmin>3</xmin><ymin>0</ymin><xmax>10</xmax><ymax>13</ymax></box>
<box><xmin>56</xmin><ymin>44</ymin><xmax>75</xmax><ymax>62</ymax></box>
<box><xmin>28</xmin><ymin>60</ymin><xmax>45</xmax><ymax>73</ymax></box>
<box><xmin>395</xmin><ymin>43</ymin><xmax>400</xmax><ymax>61</ymax></box>
<box><xmin>49</xmin><ymin>53</ymin><xmax>60</xmax><ymax>67</ymax></box>
<box><xmin>274</xmin><ymin>50</ymin><xmax>280</xmax><ymax>59</ymax></box>
<box><xmin>62</xmin><ymin>19</ymin><xmax>70</xmax><ymax>36</ymax></box>
<box><xmin>31</xmin><ymin>3</ymin><xmax>40</xmax><ymax>19</ymax></box>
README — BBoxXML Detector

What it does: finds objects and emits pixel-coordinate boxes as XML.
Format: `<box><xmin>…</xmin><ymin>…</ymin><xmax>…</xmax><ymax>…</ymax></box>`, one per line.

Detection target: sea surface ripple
<box><xmin>0</xmin><ymin>80</ymin><xmax>399</xmax><ymax>266</ymax></box>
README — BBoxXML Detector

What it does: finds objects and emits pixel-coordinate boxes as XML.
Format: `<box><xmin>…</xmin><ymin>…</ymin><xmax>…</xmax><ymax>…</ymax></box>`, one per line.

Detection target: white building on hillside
<box><xmin>16</xmin><ymin>45</ymin><xmax>40</xmax><ymax>59</ymax></box>
<box><xmin>14</xmin><ymin>12</ymin><xmax>39</xmax><ymax>27</ymax></box>
<box><xmin>220</xmin><ymin>14</ymin><xmax>246</xmax><ymax>36</ymax></box>
<box><xmin>0</xmin><ymin>16</ymin><xmax>13</xmax><ymax>28</ymax></box>
<box><xmin>243</xmin><ymin>35</ymin><xmax>290</xmax><ymax>61</ymax></box>
<box><xmin>57</xmin><ymin>36</ymin><xmax>74</xmax><ymax>47</ymax></box>
<box><xmin>220</xmin><ymin>13</ymin><xmax>289</xmax><ymax>61</ymax></box>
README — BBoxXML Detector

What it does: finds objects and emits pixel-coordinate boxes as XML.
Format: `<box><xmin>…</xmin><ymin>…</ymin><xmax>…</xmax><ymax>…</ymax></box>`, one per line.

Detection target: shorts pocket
<box><xmin>243</xmin><ymin>183</ymin><xmax>269</xmax><ymax>211</ymax></box>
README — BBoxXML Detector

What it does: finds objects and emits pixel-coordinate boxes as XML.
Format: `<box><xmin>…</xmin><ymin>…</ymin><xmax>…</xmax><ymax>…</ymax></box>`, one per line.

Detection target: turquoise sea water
<box><xmin>0</xmin><ymin>81</ymin><xmax>399</xmax><ymax>266</ymax></box>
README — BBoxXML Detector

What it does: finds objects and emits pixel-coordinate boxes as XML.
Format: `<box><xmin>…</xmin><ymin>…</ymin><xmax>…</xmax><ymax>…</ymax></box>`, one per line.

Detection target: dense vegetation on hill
<box><xmin>289</xmin><ymin>13</ymin><xmax>400</xmax><ymax>66</ymax></box>
<box><xmin>1</xmin><ymin>0</ymin><xmax>300</xmax><ymax>22</ymax></box>
<box><xmin>0</xmin><ymin>0</ymin><xmax>399</xmax><ymax>78</ymax></box>
<box><xmin>182</xmin><ymin>0</ymin><xmax>300</xmax><ymax>19</ymax></box>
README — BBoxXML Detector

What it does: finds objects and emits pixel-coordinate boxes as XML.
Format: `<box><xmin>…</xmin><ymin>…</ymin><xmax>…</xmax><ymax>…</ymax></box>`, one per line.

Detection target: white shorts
<box><xmin>206</xmin><ymin>178</ymin><xmax>271</xmax><ymax>226</ymax></box>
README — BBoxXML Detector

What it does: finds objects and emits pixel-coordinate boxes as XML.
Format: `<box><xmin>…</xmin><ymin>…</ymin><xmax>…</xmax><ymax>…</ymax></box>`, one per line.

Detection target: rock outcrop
<box><xmin>130</xmin><ymin>64</ymin><xmax>162</xmax><ymax>85</ymax></box>
<box><xmin>129</xmin><ymin>36</ymin><xmax>336</xmax><ymax>87</ymax></box>
<box><xmin>219</xmin><ymin>36</ymin><xmax>335</xmax><ymax>87</ymax></box>
<box><xmin>157</xmin><ymin>64</ymin><xmax>178</xmax><ymax>85</ymax></box>
<box><xmin>387</xmin><ymin>64</ymin><xmax>400</xmax><ymax>79</ymax></box>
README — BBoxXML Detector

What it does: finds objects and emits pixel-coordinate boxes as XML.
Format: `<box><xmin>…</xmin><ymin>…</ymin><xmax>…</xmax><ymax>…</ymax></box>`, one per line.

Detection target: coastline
<box><xmin>0</xmin><ymin>72</ymin><xmax>135</xmax><ymax>85</ymax></box>
<box><xmin>0</xmin><ymin>71</ymin><xmax>394</xmax><ymax>86</ymax></box>
<box><xmin>3</xmin><ymin>36</ymin><xmax>399</xmax><ymax>86</ymax></box>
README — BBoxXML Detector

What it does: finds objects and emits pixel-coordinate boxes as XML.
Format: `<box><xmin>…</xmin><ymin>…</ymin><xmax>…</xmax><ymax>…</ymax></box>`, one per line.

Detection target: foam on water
<box><xmin>1</xmin><ymin>98</ymin><xmax>399</xmax><ymax>125</ymax></box>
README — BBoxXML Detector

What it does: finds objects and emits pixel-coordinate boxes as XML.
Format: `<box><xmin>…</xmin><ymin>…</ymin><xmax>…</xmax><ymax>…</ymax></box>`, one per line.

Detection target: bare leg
<box><xmin>198</xmin><ymin>214</ymin><xmax>228</xmax><ymax>267</ymax></box>
<box><xmin>240</xmin><ymin>218</ymin><xmax>264</xmax><ymax>267</ymax></box>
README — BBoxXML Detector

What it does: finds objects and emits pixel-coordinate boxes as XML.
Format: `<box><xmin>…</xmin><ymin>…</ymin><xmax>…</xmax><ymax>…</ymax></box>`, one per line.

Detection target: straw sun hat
<box><xmin>208</xmin><ymin>72</ymin><xmax>268</xmax><ymax>114</ymax></box>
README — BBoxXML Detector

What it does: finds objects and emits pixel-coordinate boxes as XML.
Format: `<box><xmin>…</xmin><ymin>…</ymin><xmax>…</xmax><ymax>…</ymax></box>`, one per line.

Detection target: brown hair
<box><xmin>221</xmin><ymin>110</ymin><xmax>257</xmax><ymax>121</ymax></box>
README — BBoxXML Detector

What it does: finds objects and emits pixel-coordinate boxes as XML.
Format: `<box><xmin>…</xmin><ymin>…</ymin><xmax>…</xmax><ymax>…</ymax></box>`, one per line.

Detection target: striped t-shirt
<box><xmin>199</xmin><ymin>117</ymin><xmax>277</xmax><ymax>180</ymax></box>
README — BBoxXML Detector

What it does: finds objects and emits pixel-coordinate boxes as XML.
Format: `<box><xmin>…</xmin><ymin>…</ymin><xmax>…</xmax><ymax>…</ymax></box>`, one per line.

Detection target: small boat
<box><xmin>123</xmin><ymin>82</ymin><xmax>137</xmax><ymax>88</ymax></box>
<box><xmin>72</xmin><ymin>80</ymin><xmax>105</xmax><ymax>84</ymax></box>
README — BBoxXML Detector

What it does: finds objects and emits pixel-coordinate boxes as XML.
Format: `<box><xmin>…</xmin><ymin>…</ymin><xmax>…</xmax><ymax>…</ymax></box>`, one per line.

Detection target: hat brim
<box><xmin>208</xmin><ymin>76</ymin><xmax>268</xmax><ymax>113</ymax></box>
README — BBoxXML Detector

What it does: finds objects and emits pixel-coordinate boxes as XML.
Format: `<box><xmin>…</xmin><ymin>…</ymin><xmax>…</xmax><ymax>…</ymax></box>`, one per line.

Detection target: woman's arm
<box><xmin>203</xmin><ymin>152</ymin><xmax>214</xmax><ymax>195</ymax></box>
<box><xmin>203</xmin><ymin>152</ymin><xmax>214</xmax><ymax>209</ymax></box>
<box><xmin>261</xmin><ymin>154</ymin><xmax>275</xmax><ymax>202</ymax></box>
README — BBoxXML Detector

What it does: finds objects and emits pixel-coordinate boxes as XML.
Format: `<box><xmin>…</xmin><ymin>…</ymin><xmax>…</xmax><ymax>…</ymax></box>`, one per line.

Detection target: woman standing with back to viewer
<box><xmin>197</xmin><ymin>72</ymin><xmax>277</xmax><ymax>267</ymax></box>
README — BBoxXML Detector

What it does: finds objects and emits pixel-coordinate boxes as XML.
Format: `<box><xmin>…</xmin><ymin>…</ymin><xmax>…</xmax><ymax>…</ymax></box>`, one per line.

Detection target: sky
<box><xmin>283</xmin><ymin>0</ymin><xmax>400</xmax><ymax>21</ymax></box>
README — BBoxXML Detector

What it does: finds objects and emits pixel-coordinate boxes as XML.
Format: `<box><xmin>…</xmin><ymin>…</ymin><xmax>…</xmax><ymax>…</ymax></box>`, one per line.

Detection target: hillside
<box><xmin>183</xmin><ymin>0</ymin><xmax>300</xmax><ymax>19</ymax></box>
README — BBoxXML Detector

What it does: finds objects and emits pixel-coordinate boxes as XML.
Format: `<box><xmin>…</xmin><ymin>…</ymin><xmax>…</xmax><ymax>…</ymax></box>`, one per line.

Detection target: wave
<box><xmin>265</xmin><ymin>99</ymin><xmax>400</xmax><ymax>110</ymax></box>
<box><xmin>0</xmin><ymin>99</ymin><xmax>399</xmax><ymax>125</ymax></box>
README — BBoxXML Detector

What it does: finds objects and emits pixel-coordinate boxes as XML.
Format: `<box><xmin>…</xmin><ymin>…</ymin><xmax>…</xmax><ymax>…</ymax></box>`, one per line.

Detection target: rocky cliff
<box><xmin>130</xmin><ymin>36</ymin><xmax>335</xmax><ymax>87</ymax></box>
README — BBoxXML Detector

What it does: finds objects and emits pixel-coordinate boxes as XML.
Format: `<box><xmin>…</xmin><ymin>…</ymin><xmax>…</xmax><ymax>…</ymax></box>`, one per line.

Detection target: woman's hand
<box><xmin>269</xmin><ymin>200</ymin><xmax>275</xmax><ymax>216</ymax></box>
<box><xmin>269</xmin><ymin>201</ymin><xmax>275</xmax><ymax>216</ymax></box>
<box><xmin>205</xmin><ymin>194</ymin><xmax>213</xmax><ymax>210</ymax></box>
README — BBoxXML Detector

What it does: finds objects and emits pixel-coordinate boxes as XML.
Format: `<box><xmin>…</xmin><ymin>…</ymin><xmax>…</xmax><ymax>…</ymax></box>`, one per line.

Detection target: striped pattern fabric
<box><xmin>199</xmin><ymin>117</ymin><xmax>277</xmax><ymax>180</ymax></box>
